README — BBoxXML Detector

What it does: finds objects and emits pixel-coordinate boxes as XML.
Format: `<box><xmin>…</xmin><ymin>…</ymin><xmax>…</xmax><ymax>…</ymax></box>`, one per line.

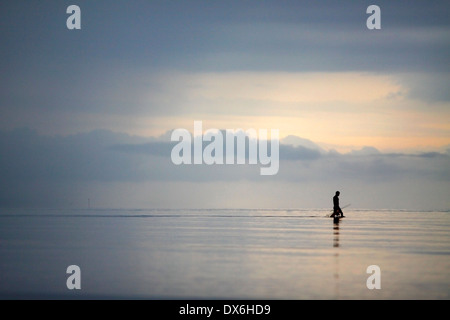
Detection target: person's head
<box><xmin>336</xmin><ymin>191</ymin><xmax>340</xmax><ymax>196</ymax></box>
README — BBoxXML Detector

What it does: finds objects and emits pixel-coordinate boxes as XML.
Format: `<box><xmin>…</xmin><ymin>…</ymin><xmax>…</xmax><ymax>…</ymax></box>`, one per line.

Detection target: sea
<box><xmin>0</xmin><ymin>208</ymin><xmax>448</xmax><ymax>300</ymax></box>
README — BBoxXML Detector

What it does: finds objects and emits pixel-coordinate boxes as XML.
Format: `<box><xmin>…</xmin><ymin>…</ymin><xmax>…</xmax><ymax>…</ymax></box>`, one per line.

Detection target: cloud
<box><xmin>349</xmin><ymin>146</ymin><xmax>381</xmax><ymax>156</ymax></box>
<box><xmin>397</xmin><ymin>72</ymin><xmax>450</xmax><ymax>103</ymax></box>
<box><xmin>2</xmin><ymin>128</ymin><xmax>448</xmax><ymax>182</ymax></box>
<box><xmin>0</xmin><ymin>128</ymin><xmax>448</xmax><ymax>209</ymax></box>
<box><xmin>1</xmin><ymin>1</ymin><xmax>448</xmax><ymax>151</ymax></box>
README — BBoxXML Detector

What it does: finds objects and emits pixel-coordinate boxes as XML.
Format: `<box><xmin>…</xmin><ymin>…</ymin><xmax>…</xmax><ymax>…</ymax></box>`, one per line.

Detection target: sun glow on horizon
<box><xmin>134</xmin><ymin>71</ymin><xmax>450</xmax><ymax>153</ymax></box>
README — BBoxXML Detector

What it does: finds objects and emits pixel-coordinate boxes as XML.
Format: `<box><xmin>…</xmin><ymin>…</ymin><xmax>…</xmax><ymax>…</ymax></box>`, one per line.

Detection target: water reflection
<box><xmin>333</xmin><ymin>219</ymin><xmax>340</xmax><ymax>299</ymax></box>
<box><xmin>333</xmin><ymin>220</ymin><xmax>340</xmax><ymax>248</ymax></box>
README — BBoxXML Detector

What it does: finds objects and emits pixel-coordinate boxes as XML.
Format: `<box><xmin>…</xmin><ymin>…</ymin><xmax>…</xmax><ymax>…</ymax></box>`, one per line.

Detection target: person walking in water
<box><xmin>331</xmin><ymin>191</ymin><xmax>344</xmax><ymax>217</ymax></box>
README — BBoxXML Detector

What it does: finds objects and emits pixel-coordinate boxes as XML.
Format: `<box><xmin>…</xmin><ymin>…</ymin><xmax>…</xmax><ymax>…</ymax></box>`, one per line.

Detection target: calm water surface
<box><xmin>0</xmin><ymin>209</ymin><xmax>449</xmax><ymax>299</ymax></box>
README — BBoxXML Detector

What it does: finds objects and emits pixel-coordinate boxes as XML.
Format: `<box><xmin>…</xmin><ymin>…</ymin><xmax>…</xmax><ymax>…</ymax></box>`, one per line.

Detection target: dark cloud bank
<box><xmin>1</xmin><ymin>128</ymin><xmax>448</xmax><ymax>209</ymax></box>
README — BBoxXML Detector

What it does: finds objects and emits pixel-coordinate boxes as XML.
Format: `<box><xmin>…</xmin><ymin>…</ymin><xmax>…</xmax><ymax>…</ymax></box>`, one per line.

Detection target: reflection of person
<box><xmin>331</xmin><ymin>191</ymin><xmax>344</xmax><ymax>217</ymax></box>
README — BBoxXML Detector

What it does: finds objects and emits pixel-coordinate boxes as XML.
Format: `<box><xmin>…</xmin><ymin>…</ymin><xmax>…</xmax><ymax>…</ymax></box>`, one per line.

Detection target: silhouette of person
<box><xmin>331</xmin><ymin>191</ymin><xmax>344</xmax><ymax>217</ymax></box>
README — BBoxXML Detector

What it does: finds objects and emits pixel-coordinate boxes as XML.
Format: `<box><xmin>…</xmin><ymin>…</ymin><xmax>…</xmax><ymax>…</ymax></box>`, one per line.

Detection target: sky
<box><xmin>0</xmin><ymin>0</ymin><xmax>449</xmax><ymax>210</ymax></box>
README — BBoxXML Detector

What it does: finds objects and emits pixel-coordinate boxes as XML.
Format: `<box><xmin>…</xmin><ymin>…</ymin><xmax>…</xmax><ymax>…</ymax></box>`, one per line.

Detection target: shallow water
<box><xmin>0</xmin><ymin>208</ymin><xmax>449</xmax><ymax>299</ymax></box>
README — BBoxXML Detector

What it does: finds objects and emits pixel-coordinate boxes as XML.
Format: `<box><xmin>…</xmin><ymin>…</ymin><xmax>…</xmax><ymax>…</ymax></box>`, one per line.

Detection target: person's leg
<box><xmin>331</xmin><ymin>208</ymin><xmax>338</xmax><ymax>217</ymax></box>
